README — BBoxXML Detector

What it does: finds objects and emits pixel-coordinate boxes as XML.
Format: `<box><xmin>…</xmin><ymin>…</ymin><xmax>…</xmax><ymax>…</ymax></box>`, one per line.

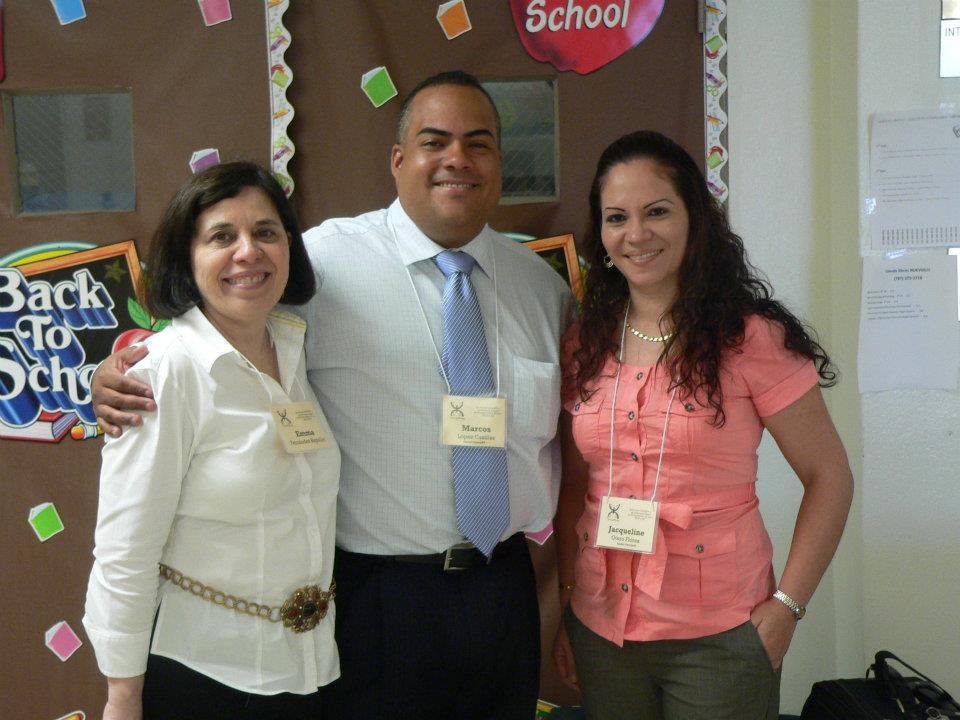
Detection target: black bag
<box><xmin>801</xmin><ymin>650</ymin><xmax>960</xmax><ymax>720</ymax></box>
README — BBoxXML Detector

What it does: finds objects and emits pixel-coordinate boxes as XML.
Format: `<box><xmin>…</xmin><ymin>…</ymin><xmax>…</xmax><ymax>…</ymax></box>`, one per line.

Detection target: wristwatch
<box><xmin>773</xmin><ymin>590</ymin><xmax>806</xmax><ymax>620</ymax></box>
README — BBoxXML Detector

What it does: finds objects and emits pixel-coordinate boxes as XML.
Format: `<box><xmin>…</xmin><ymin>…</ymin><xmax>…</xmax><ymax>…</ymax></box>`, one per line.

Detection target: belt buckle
<box><xmin>280</xmin><ymin>581</ymin><xmax>335</xmax><ymax>633</ymax></box>
<box><xmin>442</xmin><ymin>542</ymin><xmax>489</xmax><ymax>571</ymax></box>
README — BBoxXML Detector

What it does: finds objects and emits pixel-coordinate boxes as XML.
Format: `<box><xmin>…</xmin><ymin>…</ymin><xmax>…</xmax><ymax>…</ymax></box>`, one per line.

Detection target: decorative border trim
<box><xmin>265</xmin><ymin>0</ymin><xmax>295</xmax><ymax>196</ymax></box>
<box><xmin>704</xmin><ymin>0</ymin><xmax>728</xmax><ymax>203</ymax></box>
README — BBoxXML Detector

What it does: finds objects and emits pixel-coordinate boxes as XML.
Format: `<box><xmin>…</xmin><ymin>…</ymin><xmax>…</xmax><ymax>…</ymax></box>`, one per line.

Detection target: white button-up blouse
<box><xmin>83</xmin><ymin>307</ymin><xmax>340</xmax><ymax>695</ymax></box>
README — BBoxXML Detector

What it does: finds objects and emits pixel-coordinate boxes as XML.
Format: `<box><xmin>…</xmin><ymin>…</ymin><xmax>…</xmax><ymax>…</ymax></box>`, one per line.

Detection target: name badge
<box><xmin>440</xmin><ymin>395</ymin><xmax>506</xmax><ymax>448</ymax></box>
<box><xmin>595</xmin><ymin>495</ymin><xmax>659</xmax><ymax>554</ymax></box>
<box><xmin>271</xmin><ymin>401</ymin><xmax>330</xmax><ymax>454</ymax></box>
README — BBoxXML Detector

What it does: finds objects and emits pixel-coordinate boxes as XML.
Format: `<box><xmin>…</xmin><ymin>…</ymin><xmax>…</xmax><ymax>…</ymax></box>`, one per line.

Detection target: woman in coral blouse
<box><xmin>552</xmin><ymin>131</ymin><xmax>853</xmax><ymax>720</ymax></box>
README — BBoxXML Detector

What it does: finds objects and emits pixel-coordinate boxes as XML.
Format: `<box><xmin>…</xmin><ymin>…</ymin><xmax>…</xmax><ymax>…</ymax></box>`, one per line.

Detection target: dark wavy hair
<box><xmin>141</xmin><ymin>161</ymin><xmax>315</xmax><ymax>319</ymax></box>
<box><xmin>572</xmin><ymin>130</ymin><xmax>835</xmax><ymax>424</ymax></box>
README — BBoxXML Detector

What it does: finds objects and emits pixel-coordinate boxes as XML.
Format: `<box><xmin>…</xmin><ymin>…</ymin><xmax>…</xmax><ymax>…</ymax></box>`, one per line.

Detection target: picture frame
<box><xmin>523</xmin><ymin>233</ymin><xmax>583</xmax><ymax>300</ymax></box>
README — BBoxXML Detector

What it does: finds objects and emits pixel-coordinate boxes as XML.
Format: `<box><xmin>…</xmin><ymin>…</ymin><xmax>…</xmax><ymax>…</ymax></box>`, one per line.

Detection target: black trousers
<box><xmin>323</xmin><ymin>535</ymin><xmax>541</xmax><ymax>720</ymax></box>
<box><xmin>141</xmin><ymin>653</ymin><xmax>321</xmax><ymax>720</ymax></box>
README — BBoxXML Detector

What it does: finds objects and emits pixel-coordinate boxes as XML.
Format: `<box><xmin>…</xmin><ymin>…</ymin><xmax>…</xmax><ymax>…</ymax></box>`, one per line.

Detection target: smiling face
<box><xmin>390</xmin><ymin>84</ymin><xmax>501</xmax><ymax>248</ymax></box>
<box><xmin>190</xmin><ymin>186</ymin><xmax>289</xmax><ymax>336</ymax></box>
<box><xmin>600</xmin><ymin>158</ymin><xmax>690</xmax><ymax>302</ymax></box>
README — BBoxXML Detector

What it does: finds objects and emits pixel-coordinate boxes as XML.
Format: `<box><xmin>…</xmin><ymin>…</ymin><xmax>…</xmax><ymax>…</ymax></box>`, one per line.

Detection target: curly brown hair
<box><xmin>571</xmin><ymin>131</ymin><xmax>835</xmax><ymax>425</ymax></box>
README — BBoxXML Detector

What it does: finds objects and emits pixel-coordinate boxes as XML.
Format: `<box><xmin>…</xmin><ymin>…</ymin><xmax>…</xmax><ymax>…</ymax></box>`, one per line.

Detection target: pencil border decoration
<box><xmin>266</xmin><ymin>0</ymin><xmax>295</xmax><ymax>196</ymax></box>
<box><xmin>704</xmin><ymin>0</ymin><xmax>728</xmax><ymax>204</ymax></box>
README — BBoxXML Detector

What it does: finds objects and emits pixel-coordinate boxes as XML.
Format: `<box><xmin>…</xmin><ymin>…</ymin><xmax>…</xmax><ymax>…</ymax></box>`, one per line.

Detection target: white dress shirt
<box><xmin>83</xmin><ymin>307</ymin><xmax>340</xmax><ymax>695</ymax></box>
<box><xmin>296</xmin><ymin>199</ymin><xmax>570</xmax><ymax>555</ymax></box>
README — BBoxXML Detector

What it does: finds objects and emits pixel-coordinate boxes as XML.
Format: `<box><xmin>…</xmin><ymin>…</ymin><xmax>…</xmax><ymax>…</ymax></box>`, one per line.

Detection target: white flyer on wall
<box><xmin>866</xmin><ymin>112</ymin><xmax>960</xmax><ymax>255</ymax></box>
<box><xmin>857</xmin><ymin>252</ymin><xmax>959</xmax><ymax>393</ymax></box>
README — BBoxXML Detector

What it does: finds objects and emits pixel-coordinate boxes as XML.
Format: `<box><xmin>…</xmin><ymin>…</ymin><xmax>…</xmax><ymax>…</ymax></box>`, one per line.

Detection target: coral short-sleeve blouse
<box><xmin>561</xmin><ymin>314</ymin><xmax>818</xmax><ymax>645</ymax></box>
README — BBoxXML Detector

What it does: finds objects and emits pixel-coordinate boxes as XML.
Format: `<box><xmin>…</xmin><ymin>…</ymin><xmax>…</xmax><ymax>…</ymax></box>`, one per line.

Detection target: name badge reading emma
<box><xmin>440</xmin><ymin>395</ymin><xmax>506</xmax><ymax>448</ymax></box>
<box><xmin>271</xmin><ymin>402</ymin><xmax>330</xmax><ymax>453</ymax></box>
<box><xmin>595</xmin><ymin>496</ymin><xmax>659</xmax><ymax>554</ymax></box>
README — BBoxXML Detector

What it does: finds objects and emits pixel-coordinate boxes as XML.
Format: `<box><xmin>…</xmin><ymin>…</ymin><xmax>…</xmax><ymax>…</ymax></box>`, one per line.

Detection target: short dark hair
<box><xmin>142</xmin><ymin>161</ymin><xmax>315</xmax><ymax>318</ymax></box>
<box><xmin>395</xmin><ymin>70</ymin><xmax>501</xmax><ymax>146</ymax></box>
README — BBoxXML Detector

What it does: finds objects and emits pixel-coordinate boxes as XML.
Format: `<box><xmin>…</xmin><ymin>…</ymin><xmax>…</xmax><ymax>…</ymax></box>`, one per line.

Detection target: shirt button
<box><xmin>695</xmin><ymin>544</ymin><xmax>705</xmax><ymax>553</ymax></box>
<box><xmin>627</xmin><ymin>411</ymin><xmax>636</xmax><ymax>420</ymax></box>
<box><xmin>630</xmin><ymin>453</ymin><xmax>639</xmax><ymax>461</ymax></box>
<box><xmin>583</xmin><ymin>532</ymin><xmax>589</xmax><ymax>541</ymax></box>
<box><xmin>574</xmin><ymin>402</ymin><xmax>581</xmax><ymax>411</ymax></box>
<box><xmin>684</xmin><ymin>403</ymin><xmax>696</xmax><ymax>412</ymax></box>
<box><xmin>635</xmin><ymin>371</ymin><xmax>644</xmax><ymax>380</ymax></box>
<box><xmin>620</xmin><ymin>583</ymin><xmax>629</xmax><ymax>592</ymax></box>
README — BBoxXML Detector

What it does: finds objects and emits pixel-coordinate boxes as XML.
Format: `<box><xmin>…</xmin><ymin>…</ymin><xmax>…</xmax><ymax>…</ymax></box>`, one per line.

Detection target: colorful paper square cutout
<box><xmin>525</xmin><ymin>521</ymin><xmax>553</xmax><ymax>545</ymax></box>
<box><xmin>189</xmin><ymin>148</ymin><xmax>221</xmax><ymax>173</ymax></box>
<box><xmin>28</xmin><ymin>502</ymin><xmax>64</xmax><ymax>542</ymax></box>
<box><xmin>197</xmin><ymin>0</ymin><xmax>231</xmax><ymax>26</ymax></box>
<box><xmin>361</xmin><ymin>66</ymin><xmax>398</xmax><ymax>108</ymax></box>
<box><xmin>49</xmin><ymin>0</ymin><xmax>86</xmax><ymax>25</ymax></box>
<box><xmin>437</xmin><ymin>1</ymin><xmax>472</xmax><ymax>40</ymax></box>
<box><xmin>45</xmin><ymin>621</ymin><xmax>82</xmax><ymax>662</ymax></box>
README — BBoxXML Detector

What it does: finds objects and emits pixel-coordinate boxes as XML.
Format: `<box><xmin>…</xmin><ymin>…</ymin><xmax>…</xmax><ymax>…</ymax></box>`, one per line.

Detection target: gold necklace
<box><xmin>625</xmin><ymin>320</ymin><xmax>674</xmax><ymax>343</ymax></box>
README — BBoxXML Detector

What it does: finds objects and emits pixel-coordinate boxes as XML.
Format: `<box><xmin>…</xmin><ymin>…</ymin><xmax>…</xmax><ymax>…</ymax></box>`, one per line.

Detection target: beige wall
<box><xmin>729</xmin><ymin>0</ymin><xmax>960</xmax><ymax>712</ymax></box>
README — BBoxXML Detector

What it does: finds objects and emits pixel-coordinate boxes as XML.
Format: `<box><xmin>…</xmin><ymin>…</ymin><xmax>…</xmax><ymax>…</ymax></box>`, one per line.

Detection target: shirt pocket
<box><xmin>659</xmin><ymin>526</ymin><xmax>738</xmax><ymax>607</ymax></box>
<box><xmin>574</xmin><ymin>512</ymin><xmax>606</xmax><ymax>596</ymax></box>
<box><xmin>640</xmin><ymin>401</ymin><xmax>715</xmax><ymax>455</ymax></box>
<box><xmin>512</xmin><ymin>356</ymin><xmax>561</xmax><ymax>441</ymax></box>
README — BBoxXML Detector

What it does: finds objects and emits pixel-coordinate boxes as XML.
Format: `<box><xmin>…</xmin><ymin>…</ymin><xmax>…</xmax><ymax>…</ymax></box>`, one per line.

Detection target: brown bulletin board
<box><xmin>284</xmin><ymin>2</ymin><xmax>705</xmax><ymax>243</ymax></box>
<box><xmin>0</xmin><ymin>2</ymin><xmax>706</xmax><ymax>716</ymax></box>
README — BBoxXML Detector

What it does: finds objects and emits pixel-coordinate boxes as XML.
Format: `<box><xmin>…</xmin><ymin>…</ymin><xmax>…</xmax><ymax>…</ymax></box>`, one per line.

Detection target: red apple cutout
<box><xmin>510</xmin><ymin>0</ymin><xmax>665</xmax><ymax>75</ymax></box>
<box><xmin>111</xmin><ymin>297</ymin><xmax>168</xmax><ymax>353</ymax></box>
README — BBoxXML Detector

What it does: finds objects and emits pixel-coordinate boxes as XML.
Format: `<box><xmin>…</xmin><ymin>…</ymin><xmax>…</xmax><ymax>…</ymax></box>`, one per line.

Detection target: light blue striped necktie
<box><xmin>435</xmin><ymin>249</ymin><xmax>509</xmax><ymax>557</ymax></box>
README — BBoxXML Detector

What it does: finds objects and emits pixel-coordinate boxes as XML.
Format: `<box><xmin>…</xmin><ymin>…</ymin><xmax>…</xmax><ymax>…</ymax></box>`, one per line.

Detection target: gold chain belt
<box><xmin>158</xmin><ymin>563</ymin><xmax>335</xmax><ymax>634</ymax></box>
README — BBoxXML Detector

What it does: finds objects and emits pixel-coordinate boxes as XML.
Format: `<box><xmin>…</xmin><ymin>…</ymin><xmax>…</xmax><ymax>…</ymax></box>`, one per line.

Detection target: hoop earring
<box><xmin>603</xmin><ymin>255</ymin><xmax>614</xmax><ymax>269</ymax></box>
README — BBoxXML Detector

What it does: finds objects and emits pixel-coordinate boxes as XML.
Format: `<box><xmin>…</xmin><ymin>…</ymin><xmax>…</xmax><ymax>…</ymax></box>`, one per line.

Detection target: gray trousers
<box><xmin>565</xmin><ymin>606</ymin><xmax>780</xmax><ymax>720</ymax></box>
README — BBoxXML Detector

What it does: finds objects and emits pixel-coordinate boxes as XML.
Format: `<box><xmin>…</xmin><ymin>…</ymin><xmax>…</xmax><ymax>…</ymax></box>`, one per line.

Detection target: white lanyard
<box><xmin>393</xmin><ymin>230</ymin><xmax>502</xmax><ymax>397</ymax></box>
<box><xmin>605</xmin><ymin>300</ymin><xmax>676</xmax><ymax>502</ymax></box>
<box><xmin>239</xmin><ymin>337</ymin><xmax>329</xmax><ymax>453</ymax></box>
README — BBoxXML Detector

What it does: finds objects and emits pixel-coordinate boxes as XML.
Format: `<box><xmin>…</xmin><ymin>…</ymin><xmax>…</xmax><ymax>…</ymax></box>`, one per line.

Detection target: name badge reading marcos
<box><xmin>440</xmin><ymin>395</ymin><xmax>506</xmax><ymax>448</ymax></box>
<box><xmin>271</xmin><ymin>402</ymin><xmax>330</xmax><ymax>453</ymax></box>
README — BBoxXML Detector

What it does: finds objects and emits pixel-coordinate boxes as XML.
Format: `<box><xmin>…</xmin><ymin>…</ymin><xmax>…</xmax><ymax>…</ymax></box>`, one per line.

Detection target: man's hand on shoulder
<box><xmin>92</xmin><ymin>345</ymin><xmax>156</xmax><ymax>437</ymax></box>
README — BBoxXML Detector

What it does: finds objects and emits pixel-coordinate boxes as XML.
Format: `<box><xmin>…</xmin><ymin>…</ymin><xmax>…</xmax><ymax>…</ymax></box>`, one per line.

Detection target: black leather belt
<box><xmin>340</xmin><ymin>533</ymin><xmax>524</xmax><ymax>571</ymax></box>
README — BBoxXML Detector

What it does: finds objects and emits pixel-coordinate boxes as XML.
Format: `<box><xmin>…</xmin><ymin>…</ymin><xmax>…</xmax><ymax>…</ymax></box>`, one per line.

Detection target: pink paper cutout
<box><xmin>197</xmin><ymin>0</ymin><xmax>231</xmax><ymax>27</ymax></box>
<box><xmin>525</xmin><ymin>521</ymin><xmax>554</xmax><ymax>545</ymax></box>
<box><xmin>45</xmin><ymin>621</ymin><xmax>82</xmax><ymax>661</ymax></box>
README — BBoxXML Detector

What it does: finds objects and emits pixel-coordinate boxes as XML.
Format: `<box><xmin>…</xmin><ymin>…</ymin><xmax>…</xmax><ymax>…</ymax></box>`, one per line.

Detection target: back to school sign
<box><xmin>0</xmin><ymin>241</ymin><xmax>155</xmax><ymax>443</ymax></box>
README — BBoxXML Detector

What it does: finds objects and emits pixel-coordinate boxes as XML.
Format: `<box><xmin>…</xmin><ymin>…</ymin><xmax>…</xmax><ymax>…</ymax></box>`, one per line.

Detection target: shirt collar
<box><xmin>387</xmin><ymin>198</ymin><xmax>496</xmax><ymax>277</ymax></box>
<box><xmin>171</xmin><ymin>306</ymin><xmax>235</xmax><ymax>372</ymax></box>
<box><xmin>170</xmin><ymin>305</ymin><xmax>305</xmax><ymax>381</ymax></box>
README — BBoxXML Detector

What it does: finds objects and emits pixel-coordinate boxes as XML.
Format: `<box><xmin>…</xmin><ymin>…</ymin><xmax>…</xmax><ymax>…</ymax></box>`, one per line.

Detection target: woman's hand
<box><xmin>102</xmin><ymin>676</ymin><xmax>144</xmax><ymax>720</ymax></box>
<box><xmin>553</xmin><ymin>617</ymin><xmax>580</xmax><ymax>691</ymax></box>
<box><xmin>750</xmin><ymin>598</ymin><xmax>797</xmax><ymax>670</ymax></box>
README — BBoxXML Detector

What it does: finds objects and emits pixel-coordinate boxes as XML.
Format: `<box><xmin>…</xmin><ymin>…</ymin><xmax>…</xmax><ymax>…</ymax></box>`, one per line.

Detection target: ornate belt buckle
<box><xmin>280</xmin><ymin>581</ymin><xmax>335</xmax><ymax>633</ymax></box>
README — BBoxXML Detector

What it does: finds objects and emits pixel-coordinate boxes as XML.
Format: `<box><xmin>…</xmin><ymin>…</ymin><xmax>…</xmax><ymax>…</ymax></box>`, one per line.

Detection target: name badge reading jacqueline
<box><xmin>595</xmin><ymin>496</ymin><xmax>659</xmax><ymax>554</ymax></box>
<box><xmin>440</xmin><ymin>395</ymin><xmax>506</xmax><ymax>448</ymax></box>
<box><xmin>271</xmin><ymin>402</ymin><xmax>330</xmax><ymax>453</ymax></box>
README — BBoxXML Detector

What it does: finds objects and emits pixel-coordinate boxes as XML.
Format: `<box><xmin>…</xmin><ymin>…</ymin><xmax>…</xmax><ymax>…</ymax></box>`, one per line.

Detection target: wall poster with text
<box><xmin>0</xmin><ymin>240</ymin><xmax>162</xmax><ymax>443</ymax></box>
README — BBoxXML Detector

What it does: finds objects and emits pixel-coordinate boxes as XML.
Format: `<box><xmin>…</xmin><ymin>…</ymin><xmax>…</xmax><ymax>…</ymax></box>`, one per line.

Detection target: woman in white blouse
<box><xmin>83</xmin><ymin>162</ymin><xmax>340</xmax><ymax>720</ymax></box>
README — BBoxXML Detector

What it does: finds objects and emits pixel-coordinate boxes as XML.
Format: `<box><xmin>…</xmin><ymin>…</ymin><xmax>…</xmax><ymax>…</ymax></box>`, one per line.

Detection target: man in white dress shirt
<box><xmin>93</xmin><ymin>71</ymin><xmax>570</xmax><ymax>719</ymax></box>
